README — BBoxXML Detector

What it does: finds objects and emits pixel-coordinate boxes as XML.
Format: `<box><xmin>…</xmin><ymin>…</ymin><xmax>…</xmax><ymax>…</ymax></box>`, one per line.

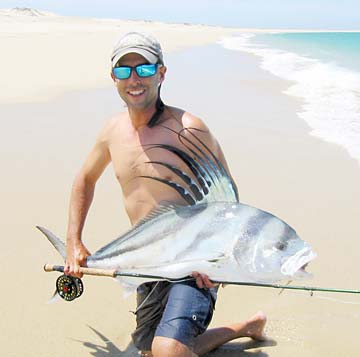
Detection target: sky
<box><xmin>1</xmin><ymin>0</ymin><xmax>359</xmax><ymax>29</ymax></box>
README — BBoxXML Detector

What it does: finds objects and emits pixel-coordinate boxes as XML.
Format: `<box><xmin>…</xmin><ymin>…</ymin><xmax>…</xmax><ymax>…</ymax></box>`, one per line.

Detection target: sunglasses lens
<box><xmin>136</xmin><ymin>64</ymin><xmax>157</xmax><ymax>77</ymax></box>
<box><xmin>113</xmin><ymin>64</ymin><xmax>158</xmax><ymax>79</ymax></box>
<box><xmin>113</xmin><ymin>67</ymin><xmax>131</xmax><ymax>79</ymax></box>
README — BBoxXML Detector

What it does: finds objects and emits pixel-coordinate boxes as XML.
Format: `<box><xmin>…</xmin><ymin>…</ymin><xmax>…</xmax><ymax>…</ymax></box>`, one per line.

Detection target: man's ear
<box><xmin>110</xmin><ymin>70</ymin><xmax>116</xmax><ymax>83</ymax></box>
<box><xmin>159</xmin><ymin>65</ymin><xmax>167</xmax><ymax>84</ymax></box>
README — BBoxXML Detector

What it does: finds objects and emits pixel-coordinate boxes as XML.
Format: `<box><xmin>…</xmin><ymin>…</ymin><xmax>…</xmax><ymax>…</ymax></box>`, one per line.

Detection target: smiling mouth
<box><xmin>127</xmin><ymin>89</ymin><xmax>145</xmax><ymax>96</ymax></box>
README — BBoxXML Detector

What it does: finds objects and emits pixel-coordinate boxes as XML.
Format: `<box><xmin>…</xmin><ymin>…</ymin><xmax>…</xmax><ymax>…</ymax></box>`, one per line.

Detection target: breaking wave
<box><xmin>220</xmin><ymin>34</ymin><xmax>360</xmax><ymax>166</ymax></box>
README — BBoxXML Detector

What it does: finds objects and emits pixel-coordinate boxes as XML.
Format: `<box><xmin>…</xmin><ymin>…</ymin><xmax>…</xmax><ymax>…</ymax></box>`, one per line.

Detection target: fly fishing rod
<box><xmin>44</xmin><ymin>264</ymin><xmax>360</xmax><ymax>302</ymax></box>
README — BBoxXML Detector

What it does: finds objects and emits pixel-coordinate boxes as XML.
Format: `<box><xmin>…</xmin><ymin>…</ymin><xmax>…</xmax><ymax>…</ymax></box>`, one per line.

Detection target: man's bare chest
<box><xmin>109</xmin><ymin>127</ymin><xmax>195</xmax><ymax>187</ymax></box>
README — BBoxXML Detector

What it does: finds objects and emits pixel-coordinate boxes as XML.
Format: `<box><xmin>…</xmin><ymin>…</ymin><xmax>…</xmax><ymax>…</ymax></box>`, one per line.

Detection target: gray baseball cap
<box><xmin>111</xmin><ymin>32</ymin><xmax>164</xmax><ymax>67</ymax></box>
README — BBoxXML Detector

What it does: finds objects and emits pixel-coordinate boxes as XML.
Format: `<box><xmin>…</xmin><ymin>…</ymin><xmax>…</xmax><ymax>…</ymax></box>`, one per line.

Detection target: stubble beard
<box><xmin>123</xmin><ymin>86</ymin><xmax>158</xmax><ymax>113</ymax></box>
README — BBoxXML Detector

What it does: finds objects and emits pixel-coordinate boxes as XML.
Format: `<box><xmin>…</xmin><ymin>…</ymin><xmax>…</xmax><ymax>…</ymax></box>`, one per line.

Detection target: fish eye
<box><xmin>276</xmin><ymin>242</ymin><xmax>287</xmax><ymax>251</ymax></box>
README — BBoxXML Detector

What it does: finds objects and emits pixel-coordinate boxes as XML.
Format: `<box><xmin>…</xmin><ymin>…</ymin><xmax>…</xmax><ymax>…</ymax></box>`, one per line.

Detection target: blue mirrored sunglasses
<box><xmin>113</xmin><ymin>63</ymin><xmax>160</xmax><ymax>80</ymax></box>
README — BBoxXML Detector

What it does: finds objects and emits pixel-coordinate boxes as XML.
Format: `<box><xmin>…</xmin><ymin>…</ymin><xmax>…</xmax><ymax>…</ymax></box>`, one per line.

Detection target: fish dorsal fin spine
<box><xmin>137</xmin><ymin>204</ymin><xmax>181</xmax><ymax>223</ymax></box>
<box><xmin>140</xmin><ymin>126</ymin><xmax>238</xmax><ymax>205</ymax></box>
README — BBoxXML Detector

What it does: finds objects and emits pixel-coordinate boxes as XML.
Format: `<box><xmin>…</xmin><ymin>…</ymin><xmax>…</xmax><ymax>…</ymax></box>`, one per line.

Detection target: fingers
<box><xmin>192</xmin><ymin>271</ymin><xmax>204</xmax><ymax>288</ymax></box>
<box><xmin>192</xmin><ymin>272</ymin><xmax>215</xmax><ymax>289</ymax></box>
<box><xmin>64</xmin><ymin>262</ymin><xmax>83</xmax><ymax>278</ymax></box>
<box><xmin>202</xmin><ymin>274</ymin><xmax>215</xmax><ymax>288</ymax></box>
<box><xmin>64</xmin><ymin>254</ymin><xmax>88</xmax><ymax>278</ymax></box>
<box><xmin>65</xmin><ymin>243</ymin><xmax>90</xmax><ymax>278</ymax></box>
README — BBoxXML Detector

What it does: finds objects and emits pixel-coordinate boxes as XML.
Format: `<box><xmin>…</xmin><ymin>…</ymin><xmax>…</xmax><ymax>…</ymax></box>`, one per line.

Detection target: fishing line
<box><xmin>130</xmin><ymin>277</ymin><xmax>194</xmax><ymax>314</ymax></box>
<box><xmin>130</xmin><ymin>281</ymin><xmax>161</xmax><ymax>315</ymax></box>
<box><xmin>312</xmin><ymin>294</ymin><xmax>360</xmax><ymax>305</ymax></box>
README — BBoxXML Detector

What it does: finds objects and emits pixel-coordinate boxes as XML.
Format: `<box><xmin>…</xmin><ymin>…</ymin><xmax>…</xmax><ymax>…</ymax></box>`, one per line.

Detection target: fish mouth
<box><xmin>281</xmin><ymin>247</ymin><xmax>317</xmax><ymax>278</ymax></box>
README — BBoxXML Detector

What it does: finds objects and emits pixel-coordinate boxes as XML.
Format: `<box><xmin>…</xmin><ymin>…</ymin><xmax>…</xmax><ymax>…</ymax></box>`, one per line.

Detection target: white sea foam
<box><xmin>220</xmin><ymin>34</ymin><xmax>360</xmax><ymax>165</ymax></box>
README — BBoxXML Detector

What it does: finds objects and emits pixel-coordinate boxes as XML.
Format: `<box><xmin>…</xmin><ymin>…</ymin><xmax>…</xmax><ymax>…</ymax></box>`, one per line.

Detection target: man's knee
<box><xmin>152</xmin><ymin>336</ymin><xmax>196</xmax><ymax>357</ymax></box>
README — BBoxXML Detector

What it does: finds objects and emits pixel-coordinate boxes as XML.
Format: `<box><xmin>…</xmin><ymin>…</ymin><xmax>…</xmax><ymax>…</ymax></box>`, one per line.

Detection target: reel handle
<box><xmin>43</xmin><ymin>264</ymin><xmax>117</xmax><ymax>277</ymax></box>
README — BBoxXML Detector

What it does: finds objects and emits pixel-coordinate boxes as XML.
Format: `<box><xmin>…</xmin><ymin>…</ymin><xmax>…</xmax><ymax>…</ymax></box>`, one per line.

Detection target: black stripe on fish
<box><xmin>178</xmin><ymin>128</ymin><xmax>222</xmax><ymax>181</ymax></box>
<box><xmin>279</xmin><ymin>222</ymin><xmax>297</xmax><ymax>245</ymax></box>
<box><xmin>92</xmin><ymin>203</ymin><xmax>210</xmax><ymax>259</ymax></box>
<box><xmin>175</xmin><ymin>129</ymin><xmax>225</xmax><ymax>198</ymax></box>
<box><xmin>153</xmin><ymin>144</ymin><xmax>210</xmax><ymax>191</ymax></box>
<box><xmin>158</xmin><ymin>125</ymin><xmax>238</xmax><ymax>202</ymax></box>
<box><xmin>173</xmin><ymin>230</ymin><xmax>212</xmax><ymax>261</ymax></box>
<box><xmin>91</xmin><ymin>204</ymin><xmax>185</xmax><ymax>258</ymax></box>
<box><xmin>139</xmin><ymin>175</ymin><xmax>196</xmax><ymax>206</ymax></box>
<box><xmin>158</xmin><ymin>125</ymin><xmax>216</xmax><ymax>188</ymax></box>
<box><xmin>243</xmin><ymin>209</ymin><xmax>274</xmax><ymax>238</ymax></box>
<box><xmin>179</xmin><ymin>127</ymin><xmax>239</xmax><ymax>202</ymax></box>
<box><xmin>143</xmin><ymin>144</ymin><xmax>210</xmax><ymax>196</ymax></box>
<box><xmin>138</xmin><ymin>126</ymin><xmax>238</xmax><ymax>205</ymax></box>
<box><xmin>182</xmin><ymin>127</ymin><xmax>226</xmax><ymax>177</ymax></box>
<box><xmin>145</xmin><ymin>161</ymin><xmax>203</xmax><ymax>201</ymax></box>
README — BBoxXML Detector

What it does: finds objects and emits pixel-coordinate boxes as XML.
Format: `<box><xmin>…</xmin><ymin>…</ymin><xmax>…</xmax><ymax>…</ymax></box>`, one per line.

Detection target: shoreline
<box><xmin>1</xmin><ymin>8</ymin><xmax>360</xmax><ymax>31</ymax></box>
<box><xmin>1</xmin><ymin>10</ymin><xmax>360</xmax><ymax>104</ymax></box>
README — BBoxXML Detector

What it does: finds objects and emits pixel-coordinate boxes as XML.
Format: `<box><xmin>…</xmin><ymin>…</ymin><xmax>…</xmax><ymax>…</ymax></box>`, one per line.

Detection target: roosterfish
<box><xmin>39</xmin><ymin>127</ymin><xmax>316</xmax><ymax>295</ymax></box>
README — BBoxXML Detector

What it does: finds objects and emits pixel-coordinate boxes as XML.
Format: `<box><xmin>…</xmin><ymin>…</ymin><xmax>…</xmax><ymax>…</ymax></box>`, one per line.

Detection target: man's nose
<box><xmin>128</xmin><ymin>68</ymin><xmax>141</xmax><ymax>83</ymax></box>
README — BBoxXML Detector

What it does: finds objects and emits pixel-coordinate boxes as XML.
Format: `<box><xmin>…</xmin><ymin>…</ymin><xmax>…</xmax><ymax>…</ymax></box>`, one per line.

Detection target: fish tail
<box><xmin>36</xmin><ymin>226</ymin><xmax>66</xmax><ymax>260</ymax></box>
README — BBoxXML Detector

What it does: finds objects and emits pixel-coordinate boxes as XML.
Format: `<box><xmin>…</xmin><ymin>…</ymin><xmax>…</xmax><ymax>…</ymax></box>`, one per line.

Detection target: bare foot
<box><xmin>243</xmin><ymin>311</ymin><xmax>267</xmax><ymax>341</ymax></box>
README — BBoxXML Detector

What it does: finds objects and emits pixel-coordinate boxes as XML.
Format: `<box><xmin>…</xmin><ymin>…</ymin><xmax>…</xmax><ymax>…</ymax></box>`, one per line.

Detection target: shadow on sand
<box><xmin>74</xmin><ymin>326</ymin><xmax>276</xmax><ymax>356</ymax></box>
<box><xmin>203</xmin><ymin>339</ymin><xmax>276</xmax><ymax>357</ymax></box>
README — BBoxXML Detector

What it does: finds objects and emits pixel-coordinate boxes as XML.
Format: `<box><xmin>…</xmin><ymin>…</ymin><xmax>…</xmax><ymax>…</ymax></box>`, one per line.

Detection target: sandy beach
<box><xmin>1</xmin><ymin>9</ymin><xmax>359</xmax><ymax>357</ymax></box>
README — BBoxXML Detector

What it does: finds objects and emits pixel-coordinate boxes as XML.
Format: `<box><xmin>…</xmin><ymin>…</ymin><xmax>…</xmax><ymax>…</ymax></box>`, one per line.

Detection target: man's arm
<box><xmin>65</xmin><ymin>122</ymin><xmax>112</xmax><ymax>278</ymax></box>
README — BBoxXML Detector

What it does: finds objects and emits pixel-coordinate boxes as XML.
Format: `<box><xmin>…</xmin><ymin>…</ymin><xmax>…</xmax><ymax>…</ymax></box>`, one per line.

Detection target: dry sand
<box><xmin>1</xmin><ymin>10</ymin><xmax>359</xmax><ymax>357</ymax></box>
<box><xmin>0</xmin><ymin>9</ymin><xmax>238</xmax><ymax>104</ymax></box>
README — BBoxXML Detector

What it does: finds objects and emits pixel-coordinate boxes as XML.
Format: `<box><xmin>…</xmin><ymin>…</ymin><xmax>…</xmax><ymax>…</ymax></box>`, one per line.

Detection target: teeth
<box><xmin>128</xmin><ymin>89</ymin><xmax>145</xmax><ymax>96</ymax></box>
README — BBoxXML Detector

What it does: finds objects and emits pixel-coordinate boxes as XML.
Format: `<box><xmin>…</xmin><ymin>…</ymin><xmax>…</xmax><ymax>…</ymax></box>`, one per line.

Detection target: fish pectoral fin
<box><xmin>115</xmin><ymin>277</ymin><xmax>138</xmax><ymax>297</ymax></box>
<box><xmin>114</xmin><ymin>276</ymin><xmax>155</xmax><ymax>297</ymax></box>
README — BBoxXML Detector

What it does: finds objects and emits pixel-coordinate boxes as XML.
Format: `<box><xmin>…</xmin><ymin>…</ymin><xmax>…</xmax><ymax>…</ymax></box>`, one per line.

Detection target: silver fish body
<box><xmin>39</xmin><ymin>128</ymin><xmax>316</xmax><ymax>294</ymax></box>
<box><xmin>85</xmin><ymin>202</ymin><xmax>316</xmax><ymax>291</ymax></box>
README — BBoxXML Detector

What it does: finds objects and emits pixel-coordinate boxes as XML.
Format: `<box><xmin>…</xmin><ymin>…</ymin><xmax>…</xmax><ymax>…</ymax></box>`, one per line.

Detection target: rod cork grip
<box><xmin>43</xmin><ymin>264</ymin><xmax>117</xmax><ymax>277</ymax></box>
<box><xmin>44</xmin><ymin>264</ymin><xmax>64</xmax><ymax>273</ymax></box>
<box><xmin>79</xmin><ymin>267</ymin><xmax>117</xmax><ymax>277</ymax></box>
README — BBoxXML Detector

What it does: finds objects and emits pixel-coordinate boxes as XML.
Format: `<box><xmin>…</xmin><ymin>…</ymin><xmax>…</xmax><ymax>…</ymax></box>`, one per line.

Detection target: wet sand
<box><xmin>1</xmin><ymin>13</ymin><xmax>359</xmax><ymax>357</ymax></box>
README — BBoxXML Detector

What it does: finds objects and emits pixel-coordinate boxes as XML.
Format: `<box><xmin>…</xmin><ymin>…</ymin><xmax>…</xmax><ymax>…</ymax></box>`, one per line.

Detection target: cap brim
<box><xmin>112</xmin><ymin>48</ymin><xmax>158</xmax><ymax>67</ymax></box>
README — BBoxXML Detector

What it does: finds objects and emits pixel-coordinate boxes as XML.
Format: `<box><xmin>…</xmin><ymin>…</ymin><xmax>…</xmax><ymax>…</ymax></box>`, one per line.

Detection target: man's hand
<box><xmin>64</xmin><ymin>241</ymin><xmax>91</xmax><ymax>278</ymax></box>
<box><xmin>192</xmin><ymin>272</ymin><xmax>216</xmax><ymax>289</ymax></box>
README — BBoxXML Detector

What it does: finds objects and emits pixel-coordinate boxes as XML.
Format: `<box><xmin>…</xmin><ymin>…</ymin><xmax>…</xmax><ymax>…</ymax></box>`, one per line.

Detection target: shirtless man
<box><xmin>64</xmin><ymin>32</ymin><xmax>266</xmax><ymax>357</ymax></box>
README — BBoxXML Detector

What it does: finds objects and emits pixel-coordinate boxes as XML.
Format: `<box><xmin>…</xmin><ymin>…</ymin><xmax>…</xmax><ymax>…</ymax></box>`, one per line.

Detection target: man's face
<box><xmin>111</xmin><ymin>53</ymin><xmax>166</xmax><ymax>112</ymax></box>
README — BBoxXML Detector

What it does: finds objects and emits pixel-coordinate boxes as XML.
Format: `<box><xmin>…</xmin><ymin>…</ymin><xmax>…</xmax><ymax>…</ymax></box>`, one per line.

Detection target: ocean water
<box><xmin>220</xmin><ymin>32</ymin><xmax>360</xmax><ymax>165</ymax></box>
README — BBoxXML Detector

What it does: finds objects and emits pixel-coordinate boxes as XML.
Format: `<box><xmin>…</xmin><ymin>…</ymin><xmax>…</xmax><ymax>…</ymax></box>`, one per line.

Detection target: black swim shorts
<box><xmin>131</xmin><ymin>280</ymin><xmax>216</xmax><ymax>351</ymax></box>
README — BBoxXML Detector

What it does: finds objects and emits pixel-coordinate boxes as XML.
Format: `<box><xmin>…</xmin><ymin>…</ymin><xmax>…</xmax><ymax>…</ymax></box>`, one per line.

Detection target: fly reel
<box><xmin>56</xmin><ymin>274</ymin><xmax>84</xmax><ymax>301</ymax></box>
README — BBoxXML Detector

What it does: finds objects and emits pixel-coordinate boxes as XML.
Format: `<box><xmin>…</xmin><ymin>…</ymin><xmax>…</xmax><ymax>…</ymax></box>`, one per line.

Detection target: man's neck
<box><xmin>128</xmin><ymin>105</ymin><xmax>157</xmax><ymax>130</ymax></box>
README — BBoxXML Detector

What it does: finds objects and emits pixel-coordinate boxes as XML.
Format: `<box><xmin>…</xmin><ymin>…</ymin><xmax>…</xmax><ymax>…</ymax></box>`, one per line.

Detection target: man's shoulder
<box><xmin>106</xmin><ymin>112</ymin><xmax>127</xmax><ymax>128</ymax></box>
<box><xmin>97</xmin><ymin>112</ymin><xmax>125</xmax><ymax>143</ymax></box>
<box><xmin>167</xmin><ymin>107</ymin><xmax>220</xmax><ymax>153</ymax></box>
<box><xmin>167</xmin><ymin>106</ymin><xmax>208</xmax><ymax>132</ymax></box>
<box><xmin>183</xmin><ymin>113</ymin><xmax>208</xmax><ymax>132</ymax></box>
